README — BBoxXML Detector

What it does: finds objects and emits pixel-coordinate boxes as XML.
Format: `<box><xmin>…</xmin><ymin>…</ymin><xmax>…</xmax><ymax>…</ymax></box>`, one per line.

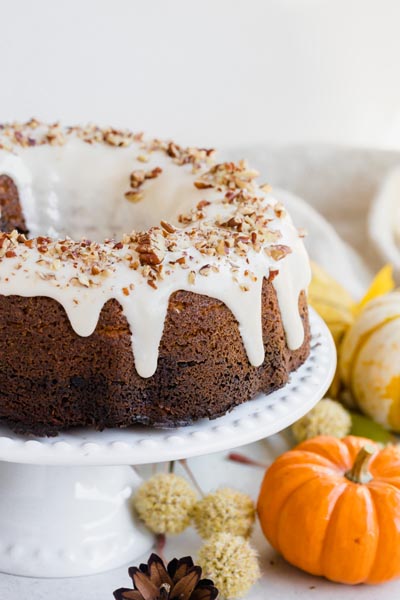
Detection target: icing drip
<box><xmin>0</xmin><ymin>126</ymin><xmax>311</xmax><ymax>378</ymax></box>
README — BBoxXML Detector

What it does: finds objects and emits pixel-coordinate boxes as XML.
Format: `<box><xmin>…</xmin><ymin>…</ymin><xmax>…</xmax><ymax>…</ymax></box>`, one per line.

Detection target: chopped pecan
<box><xmin>125</xmin><ymin>191</ymin><xmax>144</xmax><ymax>203</ymax></box>
<box><xmin>197</xmin><ymin>199</ymin><xmax>211</xmax><ymax>210</ymax></box>
<box><xmin>135</xmin><ymin>229</ymin><xmax>166</xmax><ymax>265</ymax></box>
<box><xmin>160</xmin><ymin>220</ymin><xmax>175</xmax><ymax>234</ymax></box>
<box><xmin>146</xmin><ymin>166</ymin><xmax>162</xmax><ymax>179</ymax></box>
<box><xmin>268</xmin><ymin>269</ymin><xmax>279</xmax><ymax>282</ymax></box>
<box><xmin>265</xmin><ymin>244</ymin><xmax>292</xmax><ymax>261</ymax></box>
<box><xmin>194</xmin><ymin>181</ymin><xmax>213</xmax><ymax>190</ymax></box>
<box><xmin>130</xmin><ymin>170</ymin><xmax>146</xmax><ymax>187</ymax></box>
<box><xmin>167</xmin><ymin>142</ymin><xmax>180</xmax><ymax>158</ymax></box>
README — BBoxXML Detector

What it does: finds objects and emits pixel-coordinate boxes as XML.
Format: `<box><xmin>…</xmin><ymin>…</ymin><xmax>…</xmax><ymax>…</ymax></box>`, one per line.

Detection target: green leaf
<box><xmin>350</xmin><ymin>412</ymin><xmax>393</xmax><ymax>444</ymax></box>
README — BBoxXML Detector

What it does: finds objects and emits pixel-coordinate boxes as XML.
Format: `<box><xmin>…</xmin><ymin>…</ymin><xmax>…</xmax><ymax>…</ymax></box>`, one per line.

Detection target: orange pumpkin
<box><xmin>257</xmin><ymin>436</ymin><xmax>400</xmax><ymax>584</ymax></box>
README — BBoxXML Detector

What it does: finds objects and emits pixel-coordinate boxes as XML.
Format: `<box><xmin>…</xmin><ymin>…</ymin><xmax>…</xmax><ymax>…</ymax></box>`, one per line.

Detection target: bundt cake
<box><xmin>0</xmin><ymin>120</ymin><xmax>311</xmax><ymax>435</ymax></box>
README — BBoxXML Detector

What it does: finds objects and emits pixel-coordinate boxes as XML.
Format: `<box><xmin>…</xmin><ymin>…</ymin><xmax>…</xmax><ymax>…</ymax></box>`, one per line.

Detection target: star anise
<box><xmin>114</xmin><ymin>553</ymin><xmax>218</xmax><ymax>600</ymax></box>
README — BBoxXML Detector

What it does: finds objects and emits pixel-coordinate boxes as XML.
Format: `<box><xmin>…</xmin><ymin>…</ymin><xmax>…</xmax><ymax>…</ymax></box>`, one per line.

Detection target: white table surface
<box><xmin>3</xmin><ymin>144</ymin><xmax>400</xmax><ymax>599</ymax></box>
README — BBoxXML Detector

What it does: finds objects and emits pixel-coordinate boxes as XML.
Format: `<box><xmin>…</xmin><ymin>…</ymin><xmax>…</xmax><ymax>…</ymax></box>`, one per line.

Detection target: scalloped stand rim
<box><xmin>0</xmin><ymin>308</ymin><xmax>335</xmax><ymax>577</ymax></box>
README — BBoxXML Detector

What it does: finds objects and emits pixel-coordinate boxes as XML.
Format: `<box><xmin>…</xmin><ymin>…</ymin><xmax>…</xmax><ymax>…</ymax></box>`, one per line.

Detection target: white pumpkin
<box><xmin>340</xmin><ymin>291</ymin><xmax>400</xmax><ymax>431</ymax></box>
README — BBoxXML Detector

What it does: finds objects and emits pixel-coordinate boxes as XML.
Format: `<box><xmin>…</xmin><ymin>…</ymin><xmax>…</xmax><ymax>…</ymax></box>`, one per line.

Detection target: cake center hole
<box><xmin>15</xmin><ymin>139</ymin><xmax>198</xmax><ymax>241</ymax></box>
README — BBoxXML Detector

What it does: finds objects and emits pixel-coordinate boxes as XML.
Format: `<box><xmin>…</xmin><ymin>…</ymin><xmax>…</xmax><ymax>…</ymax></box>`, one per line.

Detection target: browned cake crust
<box><xmin>0</xmin><ymin>175</ymin><xmax>28</xmax><ymax>233</ymax></box>
<box><xmin>0</xmin><ymin>175</ymin><xmax>310</xmax><ymax>436</ymax></box>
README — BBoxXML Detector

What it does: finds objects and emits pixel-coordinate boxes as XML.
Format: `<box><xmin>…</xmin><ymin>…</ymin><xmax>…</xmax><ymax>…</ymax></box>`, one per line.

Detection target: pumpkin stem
<box><xmin>345</xmin><ymin>444</ymin><xmax>376</xmax><ymax>484</ymax></box>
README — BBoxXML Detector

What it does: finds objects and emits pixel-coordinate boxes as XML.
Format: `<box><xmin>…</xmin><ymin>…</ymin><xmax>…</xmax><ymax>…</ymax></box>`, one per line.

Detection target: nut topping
<box><xmin>135</xmin><ymin>229</ymin><xmax>166</xmax><ymax>266</ymax></box>
<box><xmin>0</xmin><ymin>121</ymin><xmax>297</xmax><ymax>298</ymax></box>
<box><xmin>265</xmin><ymin>245</ymin><xmax>292</xmax><ymax>261</ymax></box>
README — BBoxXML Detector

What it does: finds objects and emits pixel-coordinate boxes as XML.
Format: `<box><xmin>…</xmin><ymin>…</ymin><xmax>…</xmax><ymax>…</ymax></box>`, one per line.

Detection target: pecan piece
<box><xmin>265</xmin><ymin>244</ymin><xmax>292</xmax><ymax>261</ymax></box>
<box><xmin>135</xmin><ymin>229</ymin><xmax>166</xmax><ymax>265</ymax></box>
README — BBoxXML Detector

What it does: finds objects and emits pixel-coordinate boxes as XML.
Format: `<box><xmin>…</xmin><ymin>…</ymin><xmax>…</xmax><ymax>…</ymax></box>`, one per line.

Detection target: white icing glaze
<box><xmin>0</xmin><ymin>127</ymin><xmax>311</xmax><ymax>378</ymax></box>
<box><xmin>1</xmin><ymin>139</ymin><xmax>207</xmax><ymax>240</ymax></box>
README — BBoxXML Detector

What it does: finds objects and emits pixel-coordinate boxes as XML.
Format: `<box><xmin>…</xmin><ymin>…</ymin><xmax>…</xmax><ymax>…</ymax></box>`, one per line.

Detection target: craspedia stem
<box><xmin>179</xmin><ymin>459</ymin><xmax>204</xmax><ymax>497</ymax></box>
<box><xmin>155</xmin><ymin>533</ymin><xmax>166</xmax><ymax>563</ymax></box>
<box><xmin>345</xmin><ymin>444</ymin><xmax>376</xmax><ymax>484</ymax></box>
<box><xmin>227</xmin><ymin>452</ymin><xmax>268</xmax><ymax>468</ymax></box>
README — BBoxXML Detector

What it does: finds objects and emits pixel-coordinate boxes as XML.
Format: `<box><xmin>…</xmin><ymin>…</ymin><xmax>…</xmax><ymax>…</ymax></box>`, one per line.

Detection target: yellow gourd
<box><xmin>308</xmin><ymin>262</ymin><xmax>355</xmax><ymax>346</ymax></box>
<box><xmin>309</xmin><ymin>263</ymin><xmax>394</xmax><ymax>398</ymax></box>
<box><xmin>308</xmin><ymin>263</ymin><xmax>355</xmax><ymax>396</ymax></box>
<box><xmin>340</xmin><ymin>290</ymin><xmax>400</xmax><ymax>432</ymax></box>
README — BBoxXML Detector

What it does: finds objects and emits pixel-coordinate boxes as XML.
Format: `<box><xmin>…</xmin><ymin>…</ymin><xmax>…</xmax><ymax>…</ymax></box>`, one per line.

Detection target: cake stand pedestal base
<box><xmin>0</xmin><ymin>462</ymin><xmax>153</xmax><ymax>577</ymax></box>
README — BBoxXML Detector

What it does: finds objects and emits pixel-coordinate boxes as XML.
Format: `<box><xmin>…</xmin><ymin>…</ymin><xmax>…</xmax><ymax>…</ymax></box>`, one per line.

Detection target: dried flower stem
<box><xmin>227</xmin><ymin>452</ymin><xmax>267</xmax><ymax>468</ymax></box>
<box><xmin>130</xmin><ymin>465</ymin><xmax>141</xmax><ymax>477</ymax></box>
<box><xmin>155</xmin><ymin>533</ymin><xmax>166</xmax><ymax>564</ymax></box>
<box><xmin>179</xmin><ymin>459</ymin><xmax>204</xmax><ymax>497</ymax></box>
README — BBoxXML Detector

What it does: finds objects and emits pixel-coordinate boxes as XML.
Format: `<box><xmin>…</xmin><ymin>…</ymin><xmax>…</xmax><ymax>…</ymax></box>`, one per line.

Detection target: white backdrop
<box><xmin>1</xmin><ymin>0</ymin><xmax>400</xmax><ymax>148</ymax></box>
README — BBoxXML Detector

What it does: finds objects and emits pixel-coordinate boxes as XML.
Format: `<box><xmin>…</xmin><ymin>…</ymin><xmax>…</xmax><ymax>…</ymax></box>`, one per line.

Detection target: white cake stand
<box><xmin>0</xmin><ymin>309</ymin><xmax>335</xmax><ymax>578</ymax></box>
